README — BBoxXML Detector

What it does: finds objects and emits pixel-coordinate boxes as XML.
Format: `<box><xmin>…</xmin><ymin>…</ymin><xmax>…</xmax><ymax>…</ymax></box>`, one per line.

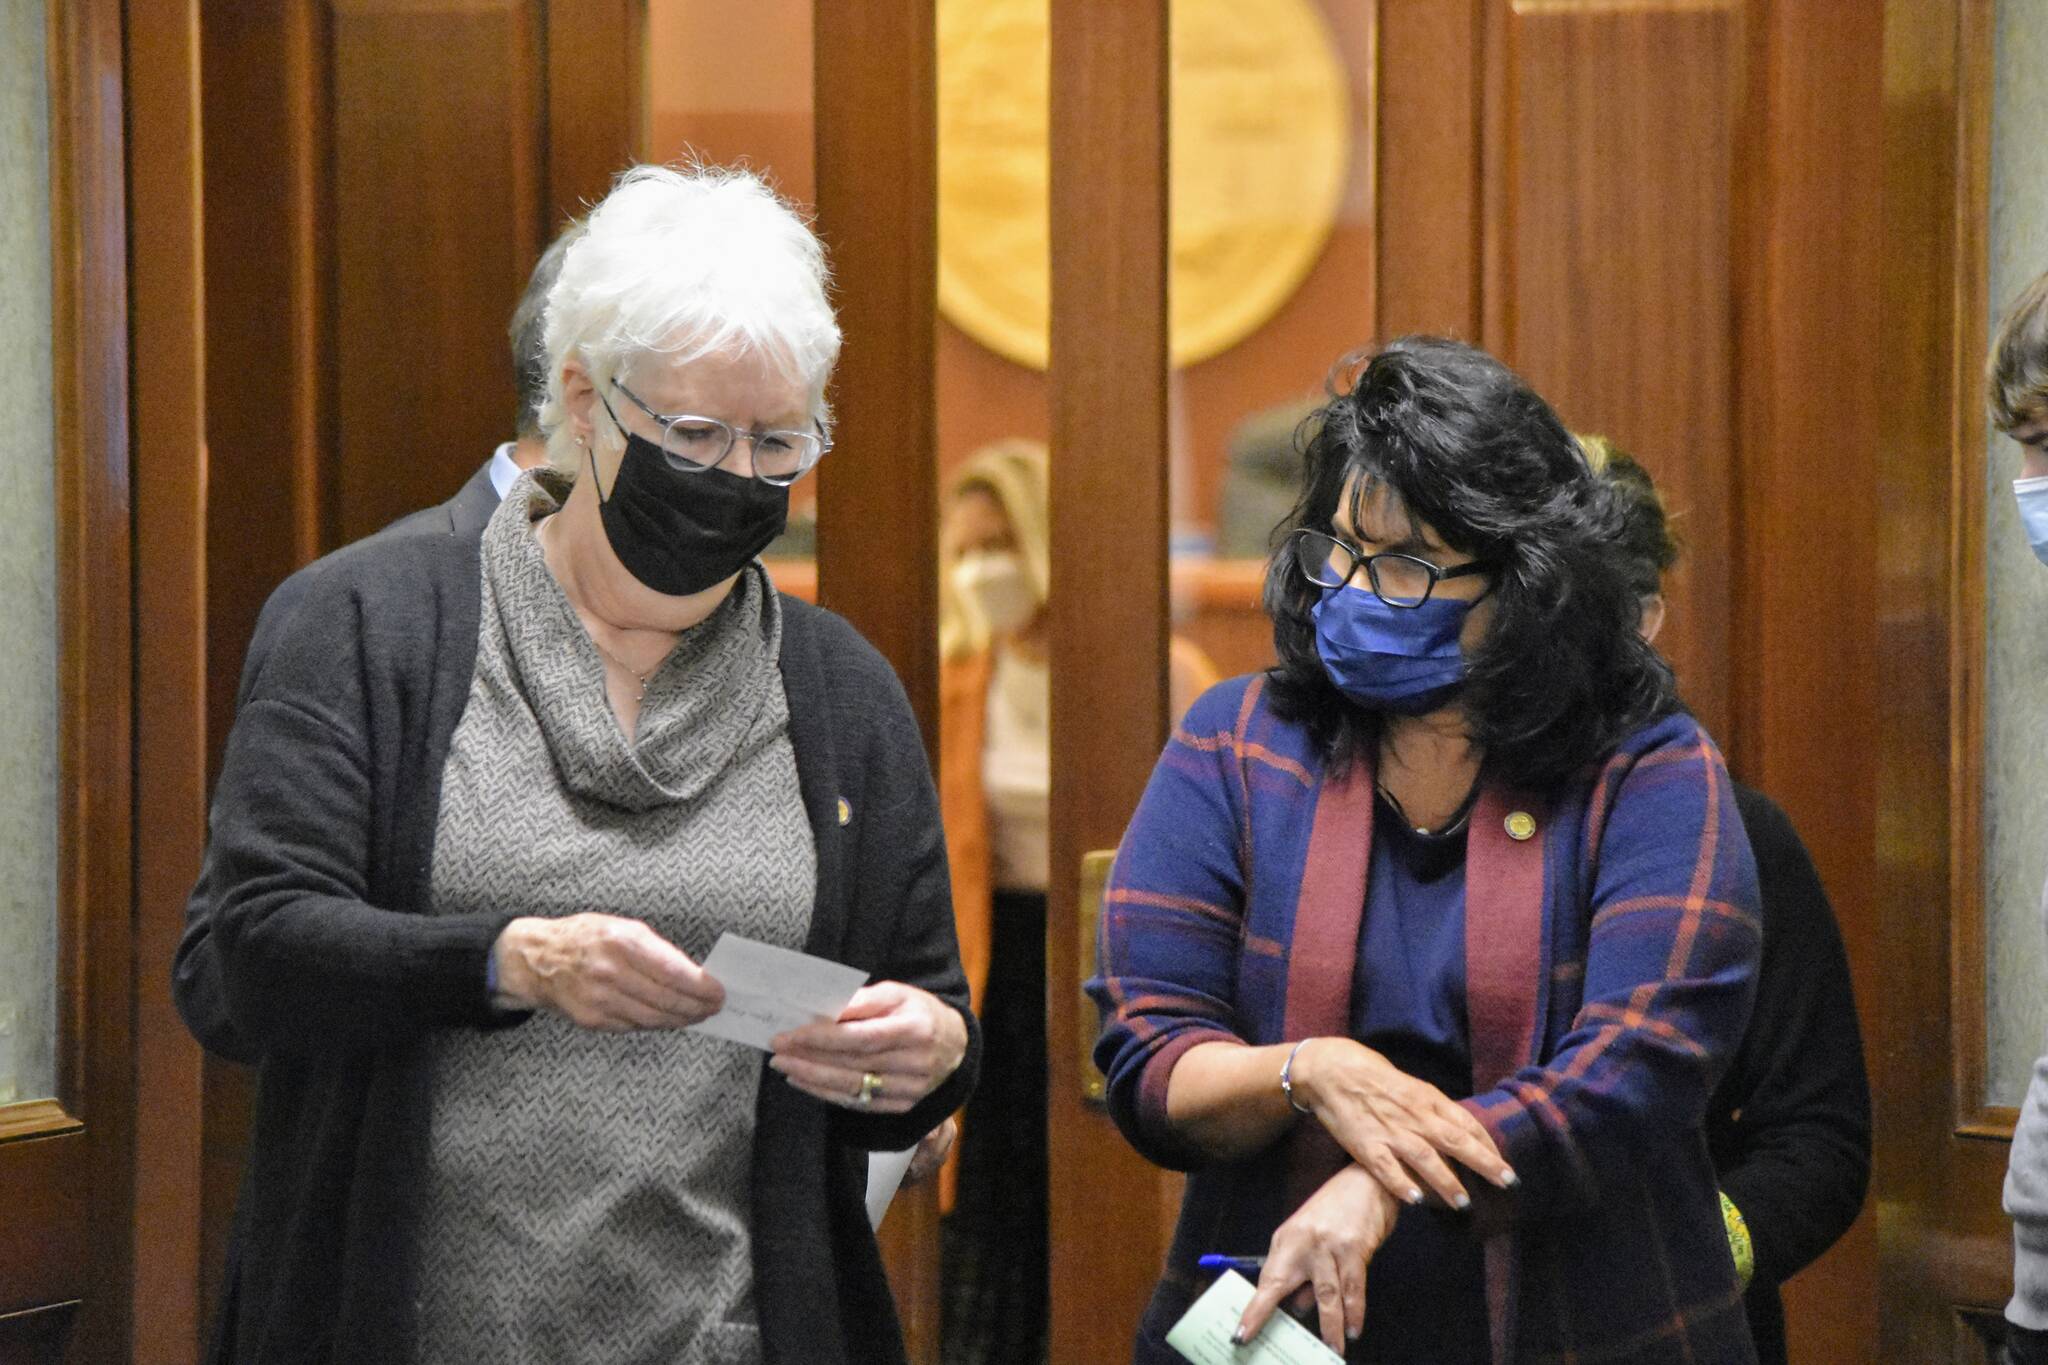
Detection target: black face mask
<box><xmin>590</xmin><ymin>429</ymin><xmax>789</xmax><ymax>597</ymax></box>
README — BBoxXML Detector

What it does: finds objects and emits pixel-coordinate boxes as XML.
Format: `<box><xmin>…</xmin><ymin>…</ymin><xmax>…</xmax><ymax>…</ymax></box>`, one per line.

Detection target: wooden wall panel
<box><xmin>198</xmin><ymin>3</ymin><xmax>332</xmax><ymax>1329</ymax></box>
<box><xmin>1376</xmin><ymin>0</ymin><xmax>1482</xmax><ymax>340</ymax></box>
<box><xmin>1495</xmin><ymin>0</ymin><xmax>1741</xmax><ymax>748</ymax></box>
<box><xmin>127</xmin><ymin>1</ymin><xmax>210</xmax><ymax>1359</ymax></box>
<box><xmin>1046</xmin><ymin>3</ymin><xmax>1172</xmax><ymax>1361</ymax></box>
<box><xmin>328</xmin><ymin>0</ymin><xmax>544</xmax><ymax>544</ymax></box>
<box><xmin>543</xmin><ymin>0</ymin><xmax>644</xmax><ymax>227</ymax></box>
<box><xmin>1730</xmin><ymin>0</ymin><xmax>1885</xmax><ymax>1356</ymax></box>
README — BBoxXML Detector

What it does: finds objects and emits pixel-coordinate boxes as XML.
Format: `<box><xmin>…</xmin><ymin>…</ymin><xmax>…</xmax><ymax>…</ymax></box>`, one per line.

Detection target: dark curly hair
<box><xmin>1262</xmin><ymin>336</ymin><xmax>1679</xmax><ymax>791</ymax></box>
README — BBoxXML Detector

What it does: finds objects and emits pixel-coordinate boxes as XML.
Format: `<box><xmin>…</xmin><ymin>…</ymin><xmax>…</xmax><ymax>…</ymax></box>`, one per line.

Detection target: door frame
<box><xmin>1874</xmin><ymin>0</ymin><xmax>2009</xmax><ymax>1355</ymax></box>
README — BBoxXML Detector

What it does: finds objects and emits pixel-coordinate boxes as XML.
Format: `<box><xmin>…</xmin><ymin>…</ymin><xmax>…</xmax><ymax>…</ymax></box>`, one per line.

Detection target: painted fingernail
<box><xmin>1231</xmin><ymin>1326</ymin><xmax>1249</xmax><ymax>1345</ymax></box>
<box><xmin>1502</xmin><ymin>1171</ymin><xmax>1521</xmax><ymax>1188</ymax></box>
<box><xmin>1406</xmin><ymin>1188</ymin><xmax>1424</xmax><ymax>1205</ymax></box>
<box><xmin>1453</xmin><ymin>1192</ymin><xmax>1471</xmax><ymax>1210</ymax></box>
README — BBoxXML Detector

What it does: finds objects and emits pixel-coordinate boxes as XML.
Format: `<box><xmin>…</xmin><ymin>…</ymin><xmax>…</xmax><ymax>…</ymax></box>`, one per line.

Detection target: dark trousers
<box><xmin>942</xmin><ymin>889</ymin><xmax>1049</xmax><ymax>1365</ymax></box>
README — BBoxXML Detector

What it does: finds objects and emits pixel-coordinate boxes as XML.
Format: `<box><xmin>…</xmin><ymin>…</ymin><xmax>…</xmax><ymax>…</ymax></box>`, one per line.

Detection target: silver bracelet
<box><xmin>1280</xmin><ymin>1037</ymin><xmax>1316</xmax><ymax>1115</ymax></box>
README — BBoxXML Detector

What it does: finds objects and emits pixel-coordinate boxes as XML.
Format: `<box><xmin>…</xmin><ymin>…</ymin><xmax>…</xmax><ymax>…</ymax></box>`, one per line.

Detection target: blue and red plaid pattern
<box><xmin>1088</xmin><ymin>676</ymin><xmax>1763</xmax><ymax>1363</ymax></box>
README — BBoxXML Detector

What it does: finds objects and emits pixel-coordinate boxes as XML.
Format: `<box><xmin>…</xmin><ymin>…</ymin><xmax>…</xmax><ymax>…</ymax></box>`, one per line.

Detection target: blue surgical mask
<box><xmin>2017</xmin><ymin>475</ymin><xmax>2048</xmax><ymax>567</ymax></box>
<box><xmin>1311</xmin><ymin>583</ymin><xmax>1478</xmax><ymax>715</ymax></box>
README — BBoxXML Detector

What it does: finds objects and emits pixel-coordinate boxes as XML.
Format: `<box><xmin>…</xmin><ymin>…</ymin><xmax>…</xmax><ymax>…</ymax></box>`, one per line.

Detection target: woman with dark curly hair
<box><xmin>1088</xmin><ymin>336</ymin><xmax>1763</xmax><ymax>1363</ymax></box>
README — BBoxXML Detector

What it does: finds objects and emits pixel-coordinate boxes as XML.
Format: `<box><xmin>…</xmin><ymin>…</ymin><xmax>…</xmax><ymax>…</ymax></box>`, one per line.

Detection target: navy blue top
<box><xmin>1346</xmin><ymin>796</ymin><xmax>1489</xmax><ymax>1363</ymax></box>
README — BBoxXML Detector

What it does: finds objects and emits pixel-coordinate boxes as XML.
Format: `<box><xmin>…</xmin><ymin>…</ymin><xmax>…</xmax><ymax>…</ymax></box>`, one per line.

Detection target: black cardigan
<box><xmin>1707</xmin><ymin>785</ymin><xmax>1872</xmax><ymax>1365</ymax></box>
<box><xmin>172</xmin><ymin>506</ymin><xmax>978</xmax><ymax>1364</ymax></box>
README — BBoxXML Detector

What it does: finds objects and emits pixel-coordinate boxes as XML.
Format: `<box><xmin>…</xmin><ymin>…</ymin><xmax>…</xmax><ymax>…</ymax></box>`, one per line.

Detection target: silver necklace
<box><xmin>590</xmin><ymin>632</ymin><xmax>656</xmax><ymax>701</ymax></box>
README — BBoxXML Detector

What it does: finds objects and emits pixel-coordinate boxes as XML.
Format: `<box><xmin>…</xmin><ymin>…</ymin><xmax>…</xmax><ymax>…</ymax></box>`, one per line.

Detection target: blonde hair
<box><xmin>939</xmin><ymin>439</ymin><xmax>1050</xmax><ymax>659</ymax></box>
<box><xmin>1577</xmin><ymin>433</ymin><xmax>1680</xmax><ymax>599</ymax></box>
<box><xmin>1990</xmin><ymin>268</ymin><xmax>2048</xmax><ymax>436</ymax></box>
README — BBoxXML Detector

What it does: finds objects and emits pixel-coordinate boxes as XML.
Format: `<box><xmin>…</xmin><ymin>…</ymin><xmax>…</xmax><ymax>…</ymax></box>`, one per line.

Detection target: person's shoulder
<box><xmin>1581</xmin><ymin>709</ymin><xmax>1734</xmax><ymax>817</ymax></box>
<box><xmin>1177</xmin><ymin>673</ymin><xmax>1266</xmax><ymax>735</ymax></box>
<box><xmin>250</xmin><ymin>521</ymin><xmax>480</xmax><ymax>705</ymax></box>
<box><xmin>1728</xmin><ymin>781</ymin><xmax>1817</xmax><ymax>886</ymax></box>
<box><xmin>1730</xmin><ymin>781</ymin><xmax>1790</xmax><ymax>840</ymax></box>
<box><xmin>779</xmin><ymin>593</ymin><xmax>891</xmax><ymax>676</ymax></box>
<box><xmin>312</xmin><ymin>517</ymin><xmax>479</xmax><ymax>601</ymax></box>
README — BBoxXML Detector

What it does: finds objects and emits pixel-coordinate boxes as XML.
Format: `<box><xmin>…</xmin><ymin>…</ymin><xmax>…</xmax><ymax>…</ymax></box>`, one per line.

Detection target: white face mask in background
<box><xmin>2018</xmin><ymin>475</ymin><xmax>2048</xmax><ymax>568</ymax></box>
<box><xmin>952</xmin><ymin>550</ymin><xmax>1039</xmax><ymax>638</ymax></box>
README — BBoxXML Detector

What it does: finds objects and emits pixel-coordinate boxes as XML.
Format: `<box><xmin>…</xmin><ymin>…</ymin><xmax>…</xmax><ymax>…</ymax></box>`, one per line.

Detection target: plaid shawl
<box><xmin>1088</xmin><ymin>675</ymin><xmax>1762</xmax><ymax>1363</ymax></box>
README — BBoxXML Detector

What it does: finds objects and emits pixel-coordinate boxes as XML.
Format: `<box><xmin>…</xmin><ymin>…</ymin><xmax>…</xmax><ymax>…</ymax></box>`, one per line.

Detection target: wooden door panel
<box><xmin>328</xmin><ymin>0</ymin><xmax>545</xmax><ymax>544</ymax></box>
<box><xmin>1493</xmin><ymin>0</ymin><xmax>1741</xmax><ymax>748</ymax></box>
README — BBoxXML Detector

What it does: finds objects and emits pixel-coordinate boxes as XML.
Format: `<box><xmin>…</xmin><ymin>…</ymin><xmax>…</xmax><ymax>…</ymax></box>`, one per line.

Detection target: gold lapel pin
<box><xmin>837</xmin><ymin>797</ymin><xmax>853</xmax><ymax>827</ymax></box>
<box><xmin>1504</xmin><ymin>811</ymin><xmax>1537</xmax><ymax>842</ymax></box>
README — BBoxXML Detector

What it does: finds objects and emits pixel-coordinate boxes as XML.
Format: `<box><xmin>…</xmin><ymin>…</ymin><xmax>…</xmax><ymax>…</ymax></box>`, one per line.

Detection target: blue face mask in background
<box><xmin>2017</xmin><ymin>475</ymin><xmax>2048</xmax><ymax>567</ymax></box>
<box><xmin>1311</xmin><ymin>583</ymin><xmax>1479</xmax><ymax>715</ymax></box>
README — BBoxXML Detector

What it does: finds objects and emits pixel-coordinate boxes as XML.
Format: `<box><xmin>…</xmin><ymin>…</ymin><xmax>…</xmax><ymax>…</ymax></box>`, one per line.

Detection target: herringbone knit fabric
<box><xmin>414</xmin><ymin>476</ymin><xmax>815</xmax><ymax>1364</ymax></box>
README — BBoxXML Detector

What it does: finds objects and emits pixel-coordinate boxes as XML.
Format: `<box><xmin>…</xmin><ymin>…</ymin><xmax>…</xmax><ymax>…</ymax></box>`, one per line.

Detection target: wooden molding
<box><xmin>1947</xmin><ymin>0</ymin><xmax>1998</xmax><ymax>1141</ymax></box>
<box><xmin>0</xmin><ymin>1101</ymin><xmax>84</xmax><ymax>1146</ymax></box>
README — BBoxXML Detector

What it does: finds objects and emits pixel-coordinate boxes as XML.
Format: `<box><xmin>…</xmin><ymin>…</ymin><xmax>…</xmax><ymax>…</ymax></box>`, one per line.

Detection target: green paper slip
<box><xmin>1164</xmin><ymin>1269</ymin><xmax>1346</xmax><ymax>1365</ymax></box>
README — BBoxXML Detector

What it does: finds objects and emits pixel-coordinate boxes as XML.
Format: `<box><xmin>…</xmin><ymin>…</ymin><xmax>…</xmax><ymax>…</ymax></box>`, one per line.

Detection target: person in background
<box><xmin>1991</xmin><ymin>268</ymin><xmax>2048</xmax><ymax>1365</ymax></box>
<box><xmin>1582</xmin><ymin>434</ymin><xmax>1872</xmax><ymax>1365</ymax></box>
<box><xmin>172</xmin><ymin>163</ymin><xmax>976</xmax><ymax>1364</ymax></box>
<box><xmin>935</xmin><ymin>437</ymin><xmax>1215</xmax><ymax>1365</ymax></box>
<box><xmin>1090</xmin><ymin>336</ymin><xmax>1762</xmax><ymax>1363</ymax></box>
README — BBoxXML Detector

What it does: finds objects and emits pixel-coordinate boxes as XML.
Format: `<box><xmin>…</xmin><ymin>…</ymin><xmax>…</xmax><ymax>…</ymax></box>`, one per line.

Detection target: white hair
<box><xmin>537</xmin><ymin>163</ymin><xmax>841</xmax><ymax>474</ymax></box>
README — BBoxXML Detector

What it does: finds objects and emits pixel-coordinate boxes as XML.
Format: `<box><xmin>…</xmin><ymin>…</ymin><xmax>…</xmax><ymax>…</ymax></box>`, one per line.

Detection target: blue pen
<box><xmin>1196</xmin><ymin>1254</ymin><xmax>1267</xmax><ymax>1276</ymax></box>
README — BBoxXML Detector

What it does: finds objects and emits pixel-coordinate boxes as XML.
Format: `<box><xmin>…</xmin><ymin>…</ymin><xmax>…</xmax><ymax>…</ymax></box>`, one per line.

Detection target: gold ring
<box><xmin>856</xmin><ymin>1072</ymin><xmax>882</xmax><ymax>1107</ymax></box>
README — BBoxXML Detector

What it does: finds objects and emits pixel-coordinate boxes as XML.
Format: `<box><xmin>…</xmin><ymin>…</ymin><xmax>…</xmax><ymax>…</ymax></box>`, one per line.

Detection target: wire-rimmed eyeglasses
<box><xmin>1287</xmin><ymin>528</ymin><xmax>1491</xmax><ymax>609</ymax></box>
<box><xmin>604</xmin><ymin>380</ymin><xmax>831</xmax><ymax>487</ymax></box>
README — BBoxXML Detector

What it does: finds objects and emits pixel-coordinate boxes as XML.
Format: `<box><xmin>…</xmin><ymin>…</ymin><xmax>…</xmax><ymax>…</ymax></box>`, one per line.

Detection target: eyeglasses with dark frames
<box><xmin>1287</xmin><ymin>527</ymin><xmax>1491</xmax><ymax>609</ymax></box>
<box><xmin>602</xmin><ymin>380</ymin><xmax>831</xmax><ymax>487</ymax></box>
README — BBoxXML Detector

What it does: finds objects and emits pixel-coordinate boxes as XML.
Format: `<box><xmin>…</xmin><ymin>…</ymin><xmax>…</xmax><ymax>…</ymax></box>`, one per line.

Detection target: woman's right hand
<box><xmin>1291</xmin><ymin>1037</ymin><xmax>1516</xmax><ymax>1207</ymax></box>
<box><xmin>1235</xmin><ymin>1163</ymin><xmax>1400</xmax><ymax>1354</ymax></box>
<box><xmin>491</xmin><ymin>913</ymin><xmax>724</xmax><ymax>1030</ymax></box>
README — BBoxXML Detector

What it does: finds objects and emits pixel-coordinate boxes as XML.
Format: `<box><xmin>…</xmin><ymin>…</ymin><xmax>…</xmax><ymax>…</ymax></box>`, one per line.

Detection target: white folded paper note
<box><xmin>1165</xmin><ymin>1270</ymin><xmax>1344</xmax><ymax>1365</ymax></box>
<box><xmin>865</xmin><ymin>1147</ymin><xmax>919</xmax><ymax>1229</ymax></box>
<box><xmin>689</xmin><ymin>932</ymin><xmax>870</xmax><ymax>1052</ymax></box>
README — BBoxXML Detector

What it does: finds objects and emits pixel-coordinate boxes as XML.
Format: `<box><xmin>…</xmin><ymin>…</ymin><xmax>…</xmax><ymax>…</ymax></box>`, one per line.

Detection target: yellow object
<box><xmin>936</xmin><ymin>0</ymin><xmax>1353</xmax><ymax>369</ymax></box>
<box><xmin>1720</xmin><ymin>1190</ymin><xmax>1755</xmax><ymax>1289</ymax></box>
<box><xmin>836</xmin><ymin>797</ymin><xmax>852</xmax><ymax>827</ymax></box>
<box><xmin>1504</xmin><ymin>810</ymin><xmax>1538</xmax><ymax>842</ymax></box>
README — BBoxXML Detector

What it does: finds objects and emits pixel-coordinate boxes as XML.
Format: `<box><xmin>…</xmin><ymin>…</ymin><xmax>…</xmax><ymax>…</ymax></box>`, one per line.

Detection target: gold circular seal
<box><xmin>1504</xmin><ymin>811</ymin><xmax>1538</xmax><ymax>843</ymax></box>
<box><xmin>937</xmin><ymin>0</ymin><xmax>1352</xmax><ymax>370</ymax></box>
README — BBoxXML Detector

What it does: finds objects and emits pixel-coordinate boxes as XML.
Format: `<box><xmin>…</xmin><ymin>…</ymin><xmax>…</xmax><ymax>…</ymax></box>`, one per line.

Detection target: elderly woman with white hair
<box><xmin>173</xmin><ymin>164</ymin><xmax>978</xmax><ymax>1365</ymax></box>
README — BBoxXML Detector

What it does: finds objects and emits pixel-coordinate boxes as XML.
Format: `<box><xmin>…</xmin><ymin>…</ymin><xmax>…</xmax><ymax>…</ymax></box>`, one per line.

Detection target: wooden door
<box><xmin>0</xmin><ymin>1</ymin><xmax>141</xmax><ymax>1359</ymax></box>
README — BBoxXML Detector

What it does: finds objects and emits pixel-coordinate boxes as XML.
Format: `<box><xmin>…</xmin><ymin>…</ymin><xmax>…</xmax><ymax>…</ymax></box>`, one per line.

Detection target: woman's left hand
<box><xmin>768</xmin><ymin>981</ymin><xmax>968</xmax><ymax>1114</ymax></box>
<box><xmin>1235</xmin><ymin>1163</ymin><xmax>1400</xmax><ymax>1355</ymax></box>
